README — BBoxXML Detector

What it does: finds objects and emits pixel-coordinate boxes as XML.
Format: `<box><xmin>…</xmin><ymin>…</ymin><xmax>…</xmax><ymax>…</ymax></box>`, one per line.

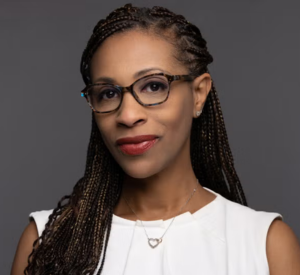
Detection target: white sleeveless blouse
<box><xmin>29</xmin><ymin>187</ymin><xmax>283</xmax><ymax>275</ymax></box>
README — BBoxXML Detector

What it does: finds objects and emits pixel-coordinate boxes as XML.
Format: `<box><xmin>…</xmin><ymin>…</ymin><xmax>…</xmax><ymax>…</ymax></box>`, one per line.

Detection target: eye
<box><xmin>100</xmin><ymin>89</ymin><xmax>120</xmax><ymax>100</ymax></box>
<box><xmin>142</xmin><ymin>81</ymin><xmax>168</xmax><ymax>93</ymax></box>
<box><xmin>90</xmin><ymin>86</ymin><xmax>121</xmax><ymax>102</ymax></box>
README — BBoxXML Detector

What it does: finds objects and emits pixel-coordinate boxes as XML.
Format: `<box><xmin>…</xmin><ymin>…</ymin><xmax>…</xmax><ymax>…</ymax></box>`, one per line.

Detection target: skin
<box><xmin>10</xmin><ymin>30</ymin><xmax>300</xmax><ymax>274</ymax></box>
<box><xmin>90</xmin><ymin>30</ymin><xmax>215</xmax><ymax>221</ymax></box>
<box><xmin>11</xmin><ymin>221</ymin><xmax>39</xmax><ymax>275</ymax></box>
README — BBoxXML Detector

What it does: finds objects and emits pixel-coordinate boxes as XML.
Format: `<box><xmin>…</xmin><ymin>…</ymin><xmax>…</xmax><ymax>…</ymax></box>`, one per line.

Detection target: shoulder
<box><xmin>11</xmin><ymin>220</ymin><xmax>39</xmax><ymax>274</ymax></box>
<box><xmin>29</xmin><ymin>209</ymin><xmax>54</xmax><ymax>237</ymax></box>
<box><xmin>11</xmin><ymin>209</ymin><xmax>54</xmax><ymax>274</ymax></box>
<box><xmin>266</xmin><ymin>218</ymin><xmax>300</xmax><ymax>274</ymax></box>
<box><xmin>219</xmin><ymin>195</ymin><xmax>300</xmax><ymax>273</ymax></box>
<box><xmin>220</xmin><ymin>195</ymin><xmax>283</xmax><ymax>233</ymax></box>
<box><xmin>222</xmin><ymin>197</ymin><xmax>283</xmax><ymax>248</ymax></box>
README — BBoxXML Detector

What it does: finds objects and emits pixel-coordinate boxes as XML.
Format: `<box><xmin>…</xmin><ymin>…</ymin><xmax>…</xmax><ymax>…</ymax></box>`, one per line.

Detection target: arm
<box><xmin>267</xmin><ymin>218</ymin><xmax>300</xmax><ymax>274</ymax></box>
<box><xmin>10</xmin><ymin>220</ymin><xmax>39</xmax><ymax>275</ymax></box>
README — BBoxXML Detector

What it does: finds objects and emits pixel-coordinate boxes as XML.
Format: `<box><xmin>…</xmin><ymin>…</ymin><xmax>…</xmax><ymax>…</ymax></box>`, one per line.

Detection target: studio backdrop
<box><xmin>1</xmin><ymin>0</ymin><xmax>299</xmax><ymax>273</ymax></box>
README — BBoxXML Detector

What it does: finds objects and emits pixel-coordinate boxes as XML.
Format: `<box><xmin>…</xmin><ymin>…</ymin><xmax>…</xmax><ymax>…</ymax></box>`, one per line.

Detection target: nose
<box><xmin>115</xmin><ymin>89</ymin><xmax>147</xmax><ymax>128</ymax></box>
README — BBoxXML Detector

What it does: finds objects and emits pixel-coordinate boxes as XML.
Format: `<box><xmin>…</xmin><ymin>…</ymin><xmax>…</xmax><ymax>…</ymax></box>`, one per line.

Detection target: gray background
<box><xmin>1</xmin><ymin>0</ymin><xmax>299</xmax><ymax>273</ymax></box>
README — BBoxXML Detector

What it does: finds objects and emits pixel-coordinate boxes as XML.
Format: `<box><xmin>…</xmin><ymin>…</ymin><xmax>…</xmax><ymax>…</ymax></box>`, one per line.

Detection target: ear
<box><xmin>192</xmin><ymin>73</ymin><xmax>212</xmax><ymax>118</ymax></box>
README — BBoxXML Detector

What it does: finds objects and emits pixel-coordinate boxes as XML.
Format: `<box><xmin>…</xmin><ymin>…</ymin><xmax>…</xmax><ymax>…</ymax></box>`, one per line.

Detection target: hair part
<box><xmin>25</xmin><ymin>3</ymin><xmax>247</xmax><ymax>274</ymax></box>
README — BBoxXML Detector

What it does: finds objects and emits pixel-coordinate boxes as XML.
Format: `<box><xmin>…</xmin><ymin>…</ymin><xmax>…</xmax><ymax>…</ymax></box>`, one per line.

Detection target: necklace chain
<box><xmin>123</xmin><ymin>179</ymin><xmax>199</xmax><ymax>249</ymax></box>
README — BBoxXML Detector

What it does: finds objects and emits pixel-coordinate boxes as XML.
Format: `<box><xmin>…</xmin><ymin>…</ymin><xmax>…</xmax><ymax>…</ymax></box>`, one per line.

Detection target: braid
<box><xmin>25</xmin><ymin>3</ymin><xmax>247</xmax><ymax>274</ymax></box>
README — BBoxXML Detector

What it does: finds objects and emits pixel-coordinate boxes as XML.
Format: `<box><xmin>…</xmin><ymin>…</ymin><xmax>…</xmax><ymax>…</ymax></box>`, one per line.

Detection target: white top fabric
<box><xmin>29</xmin><ymin>187</ymin><xmax>283</xmax><ymax>275</ymax></box>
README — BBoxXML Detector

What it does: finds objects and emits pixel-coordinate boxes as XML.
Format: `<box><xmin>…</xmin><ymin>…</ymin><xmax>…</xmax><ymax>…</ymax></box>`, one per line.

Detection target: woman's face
<box><xmin>90</xmin><ymin>30</ymin><xmax>210</xmax><ymax>178</ymax></box>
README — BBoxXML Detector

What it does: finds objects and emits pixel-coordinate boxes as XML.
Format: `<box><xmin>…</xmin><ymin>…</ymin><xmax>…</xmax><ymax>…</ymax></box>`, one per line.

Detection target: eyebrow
<box><xmin>93</xmin><ymin>67</ymin><xmax>171</xmax><ymax>84</ymax></box>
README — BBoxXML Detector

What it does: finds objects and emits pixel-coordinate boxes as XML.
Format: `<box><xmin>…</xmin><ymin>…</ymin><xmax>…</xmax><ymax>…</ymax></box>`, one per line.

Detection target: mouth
<box><xmin>116</xmin><ymin>135</ymin><xmax>159</xmax><ymax>156</ymax></box>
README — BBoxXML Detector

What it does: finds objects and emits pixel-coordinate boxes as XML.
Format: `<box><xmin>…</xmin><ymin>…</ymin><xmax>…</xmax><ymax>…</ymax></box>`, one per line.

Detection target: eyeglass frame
<box><xmin>80</xmin><ymin>72</ymin><xmax>197</xmax><ymax>114</ymax></box>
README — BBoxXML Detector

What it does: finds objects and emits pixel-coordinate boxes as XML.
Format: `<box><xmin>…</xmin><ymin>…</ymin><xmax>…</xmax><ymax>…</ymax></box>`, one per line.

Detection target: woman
<box><xmin>11</xmin><ymin>3</ymin><xmax>300</xmax><ymax>275</ymax></box>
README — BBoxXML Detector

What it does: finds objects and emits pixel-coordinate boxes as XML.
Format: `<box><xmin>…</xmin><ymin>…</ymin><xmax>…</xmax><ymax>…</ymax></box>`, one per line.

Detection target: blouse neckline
<box><xmin>112</xmin><ymin>187</ymin><xmax>221</xmax><ymax>228</ymax></box>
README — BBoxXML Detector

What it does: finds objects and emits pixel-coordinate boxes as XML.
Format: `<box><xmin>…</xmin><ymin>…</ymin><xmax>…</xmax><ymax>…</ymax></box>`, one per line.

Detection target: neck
<box><xmin>114</xmin><ymin>142</ymin><xmax>205</xmax><ymax>221</ymax></box>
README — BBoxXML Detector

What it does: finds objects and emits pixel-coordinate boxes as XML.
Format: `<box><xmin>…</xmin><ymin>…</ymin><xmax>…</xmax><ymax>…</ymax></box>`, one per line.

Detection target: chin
<box><xmin>118</xmin><ymin>158</ymin><xmax>163</xmax><ymax>179</ymax></box>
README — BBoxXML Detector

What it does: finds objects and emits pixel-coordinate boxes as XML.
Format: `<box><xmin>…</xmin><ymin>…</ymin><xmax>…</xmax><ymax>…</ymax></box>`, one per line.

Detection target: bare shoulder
<box><xmin>10</xmin><ymin>220</ymin><xmax>39</xmax><ymax>275</ymax></box>
<box><xmin>267</xmin><ymin>218</ymin><xmax>300</xmax><ymax>275</ymax></box>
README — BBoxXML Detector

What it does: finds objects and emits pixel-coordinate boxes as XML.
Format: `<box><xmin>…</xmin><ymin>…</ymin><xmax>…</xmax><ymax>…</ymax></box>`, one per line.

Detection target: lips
<box><xmin>116</xmin><ymin>135</ymin><xmax>158</xmax><ymax>155</ymax></box>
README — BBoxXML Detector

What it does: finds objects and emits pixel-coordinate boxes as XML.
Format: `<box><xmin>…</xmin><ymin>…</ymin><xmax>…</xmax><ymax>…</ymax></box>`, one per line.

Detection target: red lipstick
<box><xmin>116</xmin><ymin>135</ymin><xmax>158</xmax><ymax>155</ymax></box>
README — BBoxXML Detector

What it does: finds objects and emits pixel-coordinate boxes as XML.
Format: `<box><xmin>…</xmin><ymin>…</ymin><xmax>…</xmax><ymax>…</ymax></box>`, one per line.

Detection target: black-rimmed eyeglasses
<box><xmin>80</xmin><ymin>72</ymin><xmax>196</xmax><ymax>113</ymax></box>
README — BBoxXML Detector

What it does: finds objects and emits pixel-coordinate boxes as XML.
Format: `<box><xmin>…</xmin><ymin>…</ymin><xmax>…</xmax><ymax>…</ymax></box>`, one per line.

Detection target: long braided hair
<box><xmin>25</xmin><ymin>3</ymin><xmax>247</xmax><ymax>274</ymax></box>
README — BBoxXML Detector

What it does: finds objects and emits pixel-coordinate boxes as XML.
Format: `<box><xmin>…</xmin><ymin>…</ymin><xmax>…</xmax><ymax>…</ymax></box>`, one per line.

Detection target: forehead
<box><xmin>90</xmin><ymin>30</ymin><xmax>183</xmax><ymax>85</ymax></box>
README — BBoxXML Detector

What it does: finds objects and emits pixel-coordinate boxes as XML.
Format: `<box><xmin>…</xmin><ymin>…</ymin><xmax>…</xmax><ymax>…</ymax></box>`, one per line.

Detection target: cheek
<box><xmin>161</xmin><ymin>89</ymin><xmax>193</xmax><ymax>135</ymax></box>
<box><xmin>153</xmin><ymin>90</ymin><xmax>194</xmax><ymax>155</ymax></box>
<box><xmin>94</xmin><ymin>116</ymin><xmax>115</xmax><ymax>150</ymax></box>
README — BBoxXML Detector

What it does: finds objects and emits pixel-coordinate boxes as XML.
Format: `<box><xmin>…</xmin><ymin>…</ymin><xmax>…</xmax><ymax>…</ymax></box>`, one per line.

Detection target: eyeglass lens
<box><xmin>87</xmin><ymin>75</ymin><xmax>170</xmax><ymax>112</ymax></box>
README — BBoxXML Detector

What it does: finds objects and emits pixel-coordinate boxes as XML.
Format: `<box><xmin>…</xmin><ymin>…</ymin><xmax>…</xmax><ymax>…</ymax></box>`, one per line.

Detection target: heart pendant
<box><xmin>148</xmin><ymin>238</ymin><xmax>162</xmax><ymax>248</ymax></box>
